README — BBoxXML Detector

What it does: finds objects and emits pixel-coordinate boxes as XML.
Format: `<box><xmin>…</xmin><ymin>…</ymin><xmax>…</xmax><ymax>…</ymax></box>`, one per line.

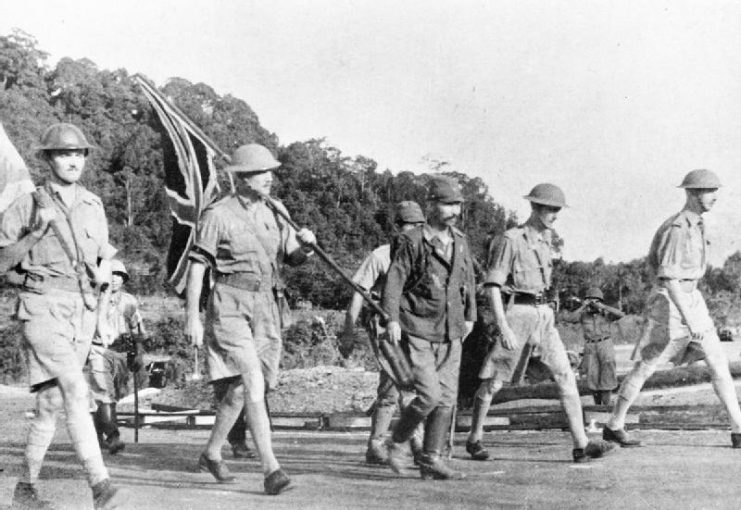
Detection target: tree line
<box><xmin>3</xmin><ymin>29</ymin><xmax>741</xmax><ymax>327</ymax></box>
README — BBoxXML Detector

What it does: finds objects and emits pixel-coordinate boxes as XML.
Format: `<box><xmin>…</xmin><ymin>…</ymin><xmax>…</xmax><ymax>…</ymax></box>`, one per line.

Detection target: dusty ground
<box><xmin>3</xmin><ymin>384</ymin><xmax>741</xmax><ymax>510</ymax></box>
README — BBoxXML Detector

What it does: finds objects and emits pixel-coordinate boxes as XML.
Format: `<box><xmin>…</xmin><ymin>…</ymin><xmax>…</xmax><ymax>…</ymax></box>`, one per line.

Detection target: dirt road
<box><xmin>2</xmin><ymin>387</ymin><xmax>741</xmax><ymax>510</ymax></box>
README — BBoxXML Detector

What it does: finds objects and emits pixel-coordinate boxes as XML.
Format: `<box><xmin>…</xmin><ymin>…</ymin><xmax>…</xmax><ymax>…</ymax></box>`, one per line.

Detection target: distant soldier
<box><xmin>466</xmin><ymin>183</ymin><xmax>615</xmax><ymax>463</ymax></box>
<box><xmin>382</xmin><ymin>176</ymin><xmax>476</xmax><ymax>480</ymax></box>
<box><xmin>88</xmin><ymin>259</ymin><xmax>146</xmax><ymax>455</ymax></box>
<box><xmin>185</xmin><ymin>143</ymin><xmax>316</xmax><ymax>495</ymax></box>
<box><xmin>603</xmin><ymin>170</ymin><xmax>741</xmax><ymax>448</ymax></box>
<box><xmin>338</xmin><ymin>200</ymin><xmax>426</xmax><ymax>464</ymax></box>
<box><xmin>0</xmin><ymin>123</ymin><xmax>120</xmax><ymax>509</ymax></box>
<box><xmin>561</xmin><ymin>287</ymin><xmax>622</xmax><ymax>405</ymax></box>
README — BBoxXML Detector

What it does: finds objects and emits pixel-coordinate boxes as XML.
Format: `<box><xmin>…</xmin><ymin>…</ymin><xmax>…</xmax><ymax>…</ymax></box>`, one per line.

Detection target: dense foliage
<box><xmin>2</xmin><ymin>29</ymin><xmax>741</xmax><ymax>327</ymax></box>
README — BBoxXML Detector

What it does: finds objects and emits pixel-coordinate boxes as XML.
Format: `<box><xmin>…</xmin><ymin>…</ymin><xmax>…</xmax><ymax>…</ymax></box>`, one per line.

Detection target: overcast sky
<box><xmin>3</xmin><ymin>0</ymin><xmax>741</xmax><ymax>265</ymax></box>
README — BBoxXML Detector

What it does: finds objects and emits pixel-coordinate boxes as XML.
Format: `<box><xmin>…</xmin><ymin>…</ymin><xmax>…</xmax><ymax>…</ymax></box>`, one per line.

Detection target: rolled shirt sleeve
<box><xmin>484</xmin><ymin>234</ymin><xmax>513</xmax><ymax>287</ymax></box>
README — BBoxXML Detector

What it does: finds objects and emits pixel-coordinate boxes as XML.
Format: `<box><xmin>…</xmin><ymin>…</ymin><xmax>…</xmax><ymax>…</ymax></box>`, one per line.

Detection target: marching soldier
<box><xmin>88</xmin><ymin>259</ymin><xmax>147</xmax><ymax>455</ymax></box>
<box><xmin>603</xmin><ymin>170</ymin><xmax>741</xmax><ymax>448</ymax></box>
<box><xmin>561</xmin><ymin>287</ymin><xmax>622</xmax><ymax>405</ymax></box>
<box><xmin>465</xmin><ymin>183</ymin><xmax>615</xmax><ymax>463</ymax></box>
<box><xmin>382</xmin><ymin>176</ymin><xmax>476</xmax><ymax>480</ymax></box>
<box><xmin>338</xmin><ymin>200</ymin><xmax>426</xmax><ymax>464</ymax></box>
<box><xmin>184</xmin><ymin>143</ymin><xmax>316</xmax><ymax>495</ymax></box>
<box><xmin>0</xmin><ymin>123</ymin><xmax>120</xmax><ymax>509</ymax></box>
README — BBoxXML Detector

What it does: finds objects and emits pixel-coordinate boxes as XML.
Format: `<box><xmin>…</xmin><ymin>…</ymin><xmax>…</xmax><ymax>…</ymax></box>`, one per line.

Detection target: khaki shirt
<box><xmin>562</xmin><ymin>308</ymin><xmax>614</xmax><ymax>341</ymax></box>
<box><xmin>351</xmin><ymin>244</ymin><xmax>391</xmax><ymax>298</ymax></box>
<box><xmin>648</xmin><ymin>209</ymin><xmax>707</xmax><ymax>281</ymax></box>
<box><xmin>0</xmin><ymin>183</ymin><xmax>116</xmax><ymax>280</ymax></box>
<box><xmin>189</xmin><ymin>195</ymin><xmax>306</xmax><ymax>280</ymax></box>
<box><xmin>484</xmin><ymin>219</ymin><xmax>553</xmax><ymax>295</ymax></box>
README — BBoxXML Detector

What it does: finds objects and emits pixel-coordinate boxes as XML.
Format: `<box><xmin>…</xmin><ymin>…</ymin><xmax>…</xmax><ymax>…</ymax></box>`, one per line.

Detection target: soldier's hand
<box><xmin>33</xmin><ymin>206</ymin><xmax>56</xmax><ymax>234</ymax></box>
<box><xmin>387</xmin><ymin>321</ymin><xmax>402</xmax><ymax>345</ymax></box>
<box><xmin>686</xmin><ymin>322</ymin><xmax>704</xmax><ymax>341</ymax></box>
<box><xmin>500</xmin><ymin>324</ymin><xmax>519</xmax><ymax>350</ymax></box>
<box><xmin>185</xmin><ymin>315</ymin><xmax>204</xmax><ymax>347</ymax></box>
<box><xmin>296</xmin><ymin>228</ymin><xmax>317</xmax><ymax>250</ymax></box>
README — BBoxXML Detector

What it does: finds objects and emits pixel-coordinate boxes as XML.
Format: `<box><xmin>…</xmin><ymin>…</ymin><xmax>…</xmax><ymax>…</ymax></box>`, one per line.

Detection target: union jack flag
<box><xmin>135</xmin><ymin>75</ymin><xmax>218</xmax><ymax>294</ymax></box>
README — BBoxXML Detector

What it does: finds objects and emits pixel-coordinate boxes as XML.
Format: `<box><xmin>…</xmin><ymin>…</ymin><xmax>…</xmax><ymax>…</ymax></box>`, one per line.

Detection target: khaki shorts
<box><xmin>206</xmin><ymin>283</ymin><xmax>282</xmax><ymax>389</ymax></box>
<box><xmin>479</xmin><ymin>303</ymin><xmax>571</xmax><ymax>383</ymax></box>
<box><xmin>582</xmin><ymin>339</ymin><xmax>617</xmax><ymax>391</ymax></box>
<box><xmin>639</xmin><ymin>287</ymin><xmax>723</xmax><ymax>365</ymax></box>
<box><xmin>16</xmin><ymin>289</ymin><xmax>96</xmax><ymax>390</ymax></box>
<box><xmin>88</xmin><ymin>344</ymin><xmax>129</xmax><ymax>403</ymax></box>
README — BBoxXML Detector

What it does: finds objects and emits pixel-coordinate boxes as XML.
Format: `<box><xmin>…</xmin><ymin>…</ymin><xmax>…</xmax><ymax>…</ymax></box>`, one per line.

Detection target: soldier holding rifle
<box><xmin>382</xmin><ymin>176</ymin><xmax>476</xmax><ymax>480</ymax></box>
<box><xmin>562</xmin><ymin>287</ymin><xmax>622</xmax><ymax>405</ymax></box>
<box><xmin>466</xmin><ymin>183</ymin><xmax>615</xmax><ymax>463</ymax></box>
<box><xmin>0</xmin><ymin>123</ymin><xmax>120</xmax><ymax>509</ymax></box>
<box><xmin>185</xmin><ymin>143</ymin><xmax>316</xmax><ymax>495</ymax></box>
<box><xmin>339</xmin><ymin>200</ymin><xmax>426</xmax><ymax>465</ymax></box>
<box><xmin>603</xmin><ymin>169</ymin><xmax>741</xmax><ymax>448</ymax></box>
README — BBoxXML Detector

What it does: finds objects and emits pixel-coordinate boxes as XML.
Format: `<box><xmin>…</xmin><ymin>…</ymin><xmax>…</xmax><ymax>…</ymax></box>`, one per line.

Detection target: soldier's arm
<box><xmin>382</xmin><ymin>236</ymin><xmax>415</xmax><ymax>344</ymax></box>
<box><xmin>484</xmin><ymin>235</ymin><xmax>519</xmax><ymax>349</ymax></box>
<box><xmin>0</xmin><ymin>197</ymin><xmax>54</xmax><ymax>273</ymax></box>
<box><xmin>184</xmin><ymin>261</ymin><xmax>207</xmax><ymax>347</ymax></box>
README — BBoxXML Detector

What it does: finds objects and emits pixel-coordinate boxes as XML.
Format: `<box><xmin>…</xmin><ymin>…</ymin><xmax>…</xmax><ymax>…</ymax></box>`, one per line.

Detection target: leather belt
<box><xmin>215</xmin><ymin>272</ymin><xmax>270</xmax><ymax>292</ymax></box>
<box><xmin>508</xmin><ymin>292</ymin><xmax>548</xmax><ymax>306</ymax></box>
<box><xmin>586</xmin><ymin>336</ymin><xmax>611</xmax><ymax>344</ymax></box>
<box><xmin>23</xmin><ymin>274</ymin><xmax>80</xmax><ymax>293</ymax></box>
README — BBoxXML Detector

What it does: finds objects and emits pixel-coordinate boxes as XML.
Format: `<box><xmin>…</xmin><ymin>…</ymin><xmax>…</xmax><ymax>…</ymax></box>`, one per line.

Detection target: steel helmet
<box><xmin>224</xmin><ymin>144</ymin><xmax>280</xmax><ymax>173</ymax></box>
<box><xmin>38</xmin><ymin>123</ymin><xmax>95</xmax><ymax>152</ymax></box>
<box><xmin>523</xmin><ymin>183</ymin><xmax>568</xmax><ymax>208</ymax></box>
<box><xmin>585</xmin><ymin>287</ymin><xmax>604</xmax><ymax>301</ymax></box>
<box><xmin>678</xmin><ymin>169</ymin><xmax>721</xmax><ymax>189</ymax></box>
<box><xmin>110</xmin><ymin>259</ymin><xmax>129</xmax><ymax>283</ymax></box>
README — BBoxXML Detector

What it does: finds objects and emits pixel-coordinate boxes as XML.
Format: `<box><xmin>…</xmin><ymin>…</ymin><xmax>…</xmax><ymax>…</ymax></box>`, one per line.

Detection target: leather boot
<box><xmin>367</xmin><ymin>405</ymin><xmax>396</xmax><ymax>464</ymax></box>
<box><xmin>418</xmin><ymin>407</ymin><xmax>464</xmax><ymax>480</ymax></box>
<box><xmin>12</xmin><ymin>481</ymin><xmax>54</xmax><ymax>509</ymax></box>
<box><xmin>97</xmin><ymin>404</ymin><xmax>124</xmax><ymax>455</ymax></box>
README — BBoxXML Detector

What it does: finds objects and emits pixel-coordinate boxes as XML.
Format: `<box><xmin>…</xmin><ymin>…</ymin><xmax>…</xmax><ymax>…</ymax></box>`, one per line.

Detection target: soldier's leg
<box><xmin>204</xmin><ymin>378</ymin><xmax>244</xmax><ymax>462</ymax></box>
<box><xmin>701</xmin><ymin>331</ymin><xmax>741</xmax><ymax>434</ymax></box>
<box><xmin>367</xmin><ymin>371</ymin><xmax>398</xmax><ymax>463</ymax></box>
<box><xmin>607</xmin><ymin>360</ymin><xmax>658</xmax><ymax>430</ymax></box>
<box><xmin>56</xmin><ymin>369</ymin><xmax>111</xmax><ymax>487</ymax></box>
<box><xmin>20</xmin><ymin>384</ymin><xmax>62</xmax><ymax>485</ymax></box>
<box><xmin>467</xmin><ymin>377</ymin><xmax>503</xmax><ymax>444</ymax></box>
<box><xmin>386</xmin><ymin>335</ymin><xmax>440</xmax><ymax>474</ymax></box>
<box><xmin>417</xmin><ymin>339</ymin><xmax>463</xmax><ymax>480</ymax></box>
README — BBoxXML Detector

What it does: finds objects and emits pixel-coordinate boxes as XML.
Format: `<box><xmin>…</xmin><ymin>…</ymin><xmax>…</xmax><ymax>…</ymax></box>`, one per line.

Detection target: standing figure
<box><xmin>0</xmin><ymin>123</ymin><xmax>120</xmax><ymax>509</ymax></box>
<box><xmin>338</xmin><ymin>201</ymin><xmax>426</xmax><ymax>464</ymax></box>
<box><xmin>466</xmin><ymin>183</ymin><xmax>615</xmax><ymax>463</ymax></box>
<box><xmin>184</xmin><ymin>143</ymin><xmax>316</xmax><ymax>495</ymax></box>
<box><xmin>382</xmin><ymin>176</ymin><xmax>476</xmax><ymax>480</ymax></box>
<box><xmin>88</xmin><ymin>259</ymin><xmax>147</xmax><ymax>454</ymax></box>
<box><xmin>603</xmin><ymin>169</ymin><xmax>741</xmax><ymax>448</ymax></box>
<box><xmin>562</xmin><ymin>287</ymin><xmax>622</xmax><ymax>406</ymax></box>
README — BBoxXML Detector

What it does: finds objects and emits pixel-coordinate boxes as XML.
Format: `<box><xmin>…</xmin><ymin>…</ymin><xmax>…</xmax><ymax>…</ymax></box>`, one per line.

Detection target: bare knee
<box><xmin>37</xmin><ymin>386</ymin><xmax>63</xmax><ymax>416</ymax></box>
<box><xmin>475</xmin><ymin>378</ymin><xmax>502</xmax><ymax>402</ymax></box>
<box><xmin>552</xmin><ymin>370</ymin><xmax>579</xmax><ymax>398</ymax></box>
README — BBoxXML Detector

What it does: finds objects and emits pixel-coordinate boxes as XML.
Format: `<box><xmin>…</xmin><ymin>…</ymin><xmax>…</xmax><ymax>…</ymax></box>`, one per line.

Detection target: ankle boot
<box><xmin>418</xmin><ymin>407</ymin><xmax>464</xmax><ymax>480</ymax></box>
